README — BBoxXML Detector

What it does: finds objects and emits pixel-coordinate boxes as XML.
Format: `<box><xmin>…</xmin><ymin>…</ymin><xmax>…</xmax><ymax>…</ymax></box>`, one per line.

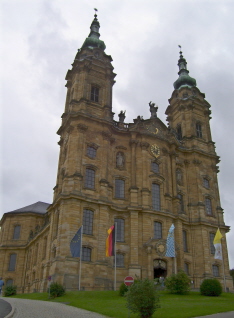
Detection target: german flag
<box><xmin>106</xmin><ymin>225</ymin><xmax>115</xmax><ymax>257</ymax></box>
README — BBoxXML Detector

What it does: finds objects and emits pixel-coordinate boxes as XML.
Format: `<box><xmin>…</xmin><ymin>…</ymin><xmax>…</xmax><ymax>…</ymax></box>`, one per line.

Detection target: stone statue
<box><xmin>116</xmin><ymin>152</ymin><xmax>124</xmax><ymax>167</ymax></box>
<box><xmin>149</xmin><ymin>101</ymin><xmax>158</xmax><ymax>118</ymax></box>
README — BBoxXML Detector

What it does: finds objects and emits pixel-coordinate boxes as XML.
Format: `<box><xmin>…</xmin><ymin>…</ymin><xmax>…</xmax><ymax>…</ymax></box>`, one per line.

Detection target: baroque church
<box><xmin>0</xmin><ymin>13</ymin><xmax>232</xmax><ymax>293</ymax></box>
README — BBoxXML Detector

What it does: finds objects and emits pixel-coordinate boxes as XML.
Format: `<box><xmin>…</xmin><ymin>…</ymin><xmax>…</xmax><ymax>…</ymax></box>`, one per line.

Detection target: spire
<box><xmin>173</xmin><ymin>46</ymin><xmax>196</xmax><ymax>90</ymax></box>
<box><xmin>81</xmin><ymin>9</ymin><xmax>106</xmax><ymax>51</ymax></box>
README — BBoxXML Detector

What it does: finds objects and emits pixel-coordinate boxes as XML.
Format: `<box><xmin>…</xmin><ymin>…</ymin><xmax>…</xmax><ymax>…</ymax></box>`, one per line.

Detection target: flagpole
<box><xmin>114</xmin><ymin>222</ymin><xmax>117</xmax><ymax>291</ymax></box>
<box><xmin>79</xmin><ymin>225</ymin><xmax>83</xmax><ymax>291</ymax></box>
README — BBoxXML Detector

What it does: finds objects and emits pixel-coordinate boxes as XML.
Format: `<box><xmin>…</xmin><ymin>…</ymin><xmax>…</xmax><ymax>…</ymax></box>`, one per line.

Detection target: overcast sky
<box><xmin>1</xmin><ymin>0</ymin><xmax>234</xmax><ymax>269</ymax></box>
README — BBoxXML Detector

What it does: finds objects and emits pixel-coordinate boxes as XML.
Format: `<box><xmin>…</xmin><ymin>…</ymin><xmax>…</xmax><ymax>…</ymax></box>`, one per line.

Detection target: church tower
<box><xmin>1</xmin><ymin>14</ymin><xmax>232</xmax><ymax>294</ymax></box>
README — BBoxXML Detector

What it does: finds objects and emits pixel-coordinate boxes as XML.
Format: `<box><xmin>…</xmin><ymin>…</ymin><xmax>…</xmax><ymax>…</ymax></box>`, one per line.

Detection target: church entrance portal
<box><xmin>153</xmin><ymin>259</ymin><xmax>167</xmax><ymax>278</ymax></box>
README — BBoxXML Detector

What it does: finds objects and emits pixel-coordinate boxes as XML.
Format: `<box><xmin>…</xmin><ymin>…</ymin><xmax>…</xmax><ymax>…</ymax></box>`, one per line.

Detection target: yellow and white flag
<box><xmin>213</xmin><ymin>228</ymin><xmax>223</xmax><ymax>260</ymax></box>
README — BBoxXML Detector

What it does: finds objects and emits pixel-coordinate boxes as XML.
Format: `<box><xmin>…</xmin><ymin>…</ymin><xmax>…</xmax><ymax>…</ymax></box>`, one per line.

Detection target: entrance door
<box><xmin>153</xmin><ymin>259</ymin><xmax>167</xmax><ymax>279</ymax></box>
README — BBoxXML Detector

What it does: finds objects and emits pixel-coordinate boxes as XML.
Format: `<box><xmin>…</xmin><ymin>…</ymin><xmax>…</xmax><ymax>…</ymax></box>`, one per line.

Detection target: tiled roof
<box><xmin>6</xmin><ymin>201</ymin><xmax>50</xmax><ymax>215</ymax></box>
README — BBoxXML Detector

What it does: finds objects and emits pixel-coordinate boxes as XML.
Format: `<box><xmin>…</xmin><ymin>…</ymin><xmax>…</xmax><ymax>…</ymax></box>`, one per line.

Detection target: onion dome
<box><xmin>173</xmin><ymin>48</ymin><xmax>196</xmax><ymax>90</ymax></box>
<box><xmin>81</xmin><ymin>12</ymin><xmax>106</xmax><ymax>51</ymax></box>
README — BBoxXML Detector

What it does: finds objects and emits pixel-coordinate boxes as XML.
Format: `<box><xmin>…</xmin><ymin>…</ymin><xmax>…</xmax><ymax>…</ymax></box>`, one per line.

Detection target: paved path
<box><xmin>0</xmin><ymin>298</ymin><xmax>109</xmax><ymax>318</ymax></box>
<box><xmin>0</xmin><ymin>297</ymin><xmax>234</xmax><ymax>318</ymax></box>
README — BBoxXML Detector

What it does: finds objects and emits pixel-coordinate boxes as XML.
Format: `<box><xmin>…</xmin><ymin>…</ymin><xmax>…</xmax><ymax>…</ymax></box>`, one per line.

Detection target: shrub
<box><xmin>4</xmin><ymin>285</ymin><xmax>17</xmax><ymax>297</ymax></box>
<box><xmin>49</xmin><ymin>282</ymin><xmax>65</xmax><ymax>297</ymax></box>
<box><xmin>119</xmin><ymin>282</ymin><xmax>128</xmax><ymax>296</ymax></box>
<box><xmin>165</xmin><ymin>270</ymin><xmax>191</xmax><ymax>294</ymax></box>
<box><xmin>126</xmin><ymin>278</ymin><xmax>160</xmax><ymax>318</ymax></box>
<box><xmin>200</xmin><ymin>279</ymin><xmax>222</xmax><ymax>296</ymax></box>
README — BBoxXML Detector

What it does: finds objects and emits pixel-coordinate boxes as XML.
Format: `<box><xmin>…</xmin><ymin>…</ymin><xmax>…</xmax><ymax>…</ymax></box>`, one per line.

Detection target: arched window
<box><xmin>115</xmin><ymin>179</ymin><xmax>125</xmax><ymax>198</ymax></box>
<box><xmin>85</xmin><ymin>168</ymin><xmax>95</xmax><ymax>189</ymax></box>
<box><xmin>114</xmin><ymin>218</ymin><xmax>124</xmax><ymax>242</ymax></box>
<box><xmin>196</xmin><ymin>122</ymin><xmax>202</xmax><ymax>138</ymax></box>
<box><xmin>154</xmin><ymin>222</ymin><xmax>162</xmax><ymax>239</ymax></box>
<box><xmin>82</xmin><ymin>247</ymin><xmax>91</xmax><ymax>262</ymax></box>
<box><xmin>13</xmin><ymin>225</ymin><xmax>21</xmax><ymax>240</ymax></box>
<box><xmin>152</xmin><ymin>183</ymin><xmax>160</xmax><ymax>211</ymax></box>
<box><xmin>8</xmin><ymin>254</ymin><xmax>17</xmax><ymax>271</ymax></box>
<box><xmin>212</xmin><ymin>265</ymin><xmax>219</xmax><ymax>277</ymax></box>
<box><xmin>205</xmin><ymin>198</ymin><xmax>212</xmax><ymax>215</ymax></box>
<box><xmin>209</xmin><ymin>233</ymin><xmax>215</xmax><ymax>254</ymax></box>
<box><xmin>83</xmin><ymin>209</ymin><xmax>94</xmax><ymax>235</ymax></box>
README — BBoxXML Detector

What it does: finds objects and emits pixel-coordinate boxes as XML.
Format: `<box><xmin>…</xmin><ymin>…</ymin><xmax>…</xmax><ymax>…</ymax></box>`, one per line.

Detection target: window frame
<box><xmin>154</xmin><ymin>221</ymin><xmax>162</xmax><ymax>239</ymax></box>
<box><xmin>212</xmin><ymin>264</ymin><xmax>219</xmax><ymax>277</ymax></box>
<box><xmin>8</xmin><ymin>253</ymin><xmax>17</xmax><ymax>271</ymax></box>
<box><xmin>152</xmin><ymin>183</ymin><xmax>160</xmax><ymax>211</ymax></box>
<box><xmin>85</xmin><ymin>168</ymin><xmax>95</xmax><ymax>189</ymax></box>
<box><xmin>82</xmin><ymin>247</ymin><xmax>91</xmax><ymax>262</ymax></box>
<box><xmin>209</xmin><ymin>232</ymin><xmax>215</xmax><ymax>255</ymax></box>
<box><xmin>90</xmin><ymin>85</ymin><xmax>99</xmax><ymax>103</ymax></box>
<box><xmin>196</xmin><ymin>122</ymin><xmax>203</xmax><ymax>138</ymax></box>
<box><xmin>115</xmin><ymin>253</ymin><xmax>124</xmax><ymax>267</ymax></box>
<box><xmin>205</xmin><ymin>198</ymin><xmax>213</xmax><ymax>216</ymax></box>
<box><xmin>151</xmin><ymin>161</ymin><xmax>159</xmax><ymax>173</ymax></box>
<box><xmin>114</xmin><ymin>218</ymin><xmax>125</xmax><ymax>242</ymax></box>
<box><xmin>83</xmin><ymin>209</ymin><xmax>94</xmax><ymax>235</ymax></box>
<box><xmin>86</xmin><ymin>146</ymin><xmax>97</xmax><ymax>159</ymax></box>
<box><xmin>13</xmin><ymin>225</ymin><xmax>21</xmax><ymax>240</ymax></box>
<box><xmin>115</xmin><ymin>179</ymin><xmax>125</xmax><ymax>199</ymax></box>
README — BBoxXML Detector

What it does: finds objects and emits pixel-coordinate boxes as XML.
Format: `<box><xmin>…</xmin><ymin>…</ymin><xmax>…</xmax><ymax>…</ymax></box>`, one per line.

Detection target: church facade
<box><xmin>0</xmin><ymin>14</ymin><xmax>232</xmax><ymax>293</ymax></box>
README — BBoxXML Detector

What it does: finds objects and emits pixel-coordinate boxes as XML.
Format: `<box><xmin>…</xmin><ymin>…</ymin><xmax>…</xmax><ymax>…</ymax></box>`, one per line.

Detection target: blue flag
<box><xmin>70</xmin><ymin>226</ymin><xmax>82</xmax><ymax>257</ymax></box>
<box><xmin>165</xmin><ymin>224</ymin><xmax>175</xmax><ymax>257</ymax></box>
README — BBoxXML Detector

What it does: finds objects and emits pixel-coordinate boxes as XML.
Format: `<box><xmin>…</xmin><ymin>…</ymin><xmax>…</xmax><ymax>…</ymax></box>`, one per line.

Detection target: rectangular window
<box><xmin>210</xmin><ymin>233</ymin><xmax>215</xmax><ymax>254</ymax></box>
<box><xmin>91</xmin><ymin>86</ymin><xmax>99</xmax><ymax>102</ymax></box>
<box><xmin>82</xmin><ymin>247</ymin><xmax>91</xmax><ymax>262</ymax></box>
<box><xmin>13</xmin><ymin>225</ymin><xmax>21</xmax><ymax>240</ymax></box>
<box><xmin>87</xmin><ymin>146</ymin><xmax>96</xmax><ymax>159</ymax></box>
<box><xmin>177</xmin><ymin>125</ymin><xmax>182</xmax><ymax>140</ymax></box>
<box><xmin>85</xmin><ymin>168</ymin><xmax>95</xmax><ymax>189</ymax></box>
<box><xmin>196</xmin><ymin>123</ymin><xmax>202</xmax><ymax>138</ymax></box>
<box><xmin>115</xmin><ymin>179</ymin><xmax>125</xmax><ymax>199</ymax></box>
<box><xmin>8</xmin><ymin>254</ymin><xmax>17</xmax><ymax>271</ymax></box>
<box><xmin>151</xmin><ymin>162</ymin><xmax>159</xmax><ymax>173</ymax></box>
<box><xmin>115</xmin><ymin>253</ymin><xmax>124</xmax><ymax>267</ymax></box>
<box><xmin>183</xmin><ymin>230</ymin><xmax>188</xmax><ymax>252</ymax></box>
<box><xmin>205</xmin><ymin>198</ymin><xmax>212</xmax><ymax>215</ymax></box>
<box><xmin>154</xmin><ymin>222</ymin><xmax>162</xmax><ymax>239</ymax></box>
<box><xmin>152</xmin><ymin>183</ymin><xmax>160</xmax><ymax>210</ymax></box>
<box><xmin>178</xmin><ymin>194</ymin><xmax>184</xmax><ymax>212</ymax></box>
<box><xmin>184</xmin><ymin>263</ymin><xmax>189</xmax><ymax>275</ymax></box>
<box><xmin>114</xmin><ymin>218</ymin><xmax>124</xmax><ymax>242</ymax></box>
<box><xmin>203</xmin><ymin>178</ymin><xmax>209</xmax><ymax>189</ymax></box>
<box><xmin>212</xmin><ymin>265</ymin><xmax>219</xmax><ymax>277</ymax></box>
<box><xmin>83</xmin><ymin>209</ymin><xmax>94</xmax><ymax>235</ymax></box>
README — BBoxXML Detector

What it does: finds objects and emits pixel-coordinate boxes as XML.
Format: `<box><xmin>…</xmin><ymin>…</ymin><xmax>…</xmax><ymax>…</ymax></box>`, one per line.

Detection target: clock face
<box><xmin>145</xmin><ymin>124</ymin><xmax>159</xmax><ymax>135</ymax></box>
<box><xmin>151</xmin><ymin>144</ymin><xmax>160</xmax><ymax>157</ymax></box>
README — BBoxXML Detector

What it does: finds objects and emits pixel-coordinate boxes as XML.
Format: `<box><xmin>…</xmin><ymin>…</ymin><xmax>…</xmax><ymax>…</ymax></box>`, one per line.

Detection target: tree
<box><xmin>165</xmin><ymin>270</ymin><xmax>191</xmax><ymax>294</ymax></box>
<box><xmin>126</xmin><ymin>278</ymin><xmax>160</xmax><ymax>318</ymax></box>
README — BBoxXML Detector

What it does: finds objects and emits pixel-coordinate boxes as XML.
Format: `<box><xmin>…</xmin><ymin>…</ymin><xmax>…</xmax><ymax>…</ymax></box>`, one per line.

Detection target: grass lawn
<box><xmin>11</xmin><ymin>290</ymin><xmax>234</xmax><ymax>318</ymax></box>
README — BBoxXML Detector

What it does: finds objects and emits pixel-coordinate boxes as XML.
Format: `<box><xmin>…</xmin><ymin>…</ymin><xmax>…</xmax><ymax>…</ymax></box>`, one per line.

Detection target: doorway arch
<box><xmin>153</xmin><ymin>259</ymin><xmax>167</xmax><ymax>278</ymax></box>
